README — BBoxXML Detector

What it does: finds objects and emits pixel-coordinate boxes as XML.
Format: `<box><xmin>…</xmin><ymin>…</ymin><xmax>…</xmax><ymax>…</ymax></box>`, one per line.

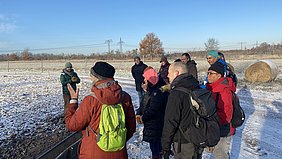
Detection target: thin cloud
<box><xmin>0</xmin><ymin>14</ymin><xmax>17</xmax><ymax>32</ymax></box>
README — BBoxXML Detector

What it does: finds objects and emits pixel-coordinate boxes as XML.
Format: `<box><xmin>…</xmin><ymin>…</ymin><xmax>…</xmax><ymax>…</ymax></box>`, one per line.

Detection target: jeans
<box><xmin>137</xmin><ymin>90</ymin><xmax>144</xmax><ymax>106</ymax></box>
<box><xmin>149</xmin><ymin>141</ymin><xmax>162</xmax><ymax>159</ymax></box>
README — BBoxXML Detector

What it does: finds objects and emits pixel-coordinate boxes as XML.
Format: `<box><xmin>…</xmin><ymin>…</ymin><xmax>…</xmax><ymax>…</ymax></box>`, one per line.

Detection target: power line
<box><xmin>105</xmin><ymin>39</ymin><xmax>113</xmax><ymax>54</ymax></box>
<box><xmin>117</xmin><ymin>37</ymin><xmax>124</xmax><ymax>53</ymax></box>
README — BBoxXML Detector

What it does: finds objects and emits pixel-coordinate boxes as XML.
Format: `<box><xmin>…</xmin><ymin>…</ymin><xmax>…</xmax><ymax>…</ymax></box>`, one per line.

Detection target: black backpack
<box><xmin>227</xmin><ymin>68</ymin><xmax>238</xmax><ymax>87</ymax></box>
<box><xmin>231</xmin><ymin>92</ymin><xmax>245</xmax><ymax>128</ymax></box>
<box><xmin>173</xmin><ymin>87</ymin><xmax>220</xmax><ymax>148</ymax></box>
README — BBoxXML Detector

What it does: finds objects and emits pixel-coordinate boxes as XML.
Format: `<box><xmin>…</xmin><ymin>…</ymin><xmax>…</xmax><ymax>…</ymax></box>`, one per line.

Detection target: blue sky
<box><xmin>0</xmin><ymin>0</ymin><xmax>282</xmax><ymax>54</ymax></box>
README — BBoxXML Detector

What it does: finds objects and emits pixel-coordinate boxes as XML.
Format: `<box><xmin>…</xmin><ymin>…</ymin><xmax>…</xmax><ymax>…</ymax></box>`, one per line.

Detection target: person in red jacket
<box><xmin>65</xmin><ymin>61</ymin><xmax>136</xmax><ymax>159</ymax></box>
<box><xmin>206</xmin><ymin>62</ymin><xmax>236</xmax><ymax>159</ymax></box>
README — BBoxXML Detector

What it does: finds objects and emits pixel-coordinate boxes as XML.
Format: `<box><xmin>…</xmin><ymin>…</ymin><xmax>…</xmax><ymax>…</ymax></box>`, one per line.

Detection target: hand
<box><xmin>136</xmin><ymin>115</ymin><xmax>143</xmax><ymax>124</ymax></box>
<box><xmin>67</xmin><ymin>83</ymin><xmax>79</xmax><ymax>99</ymax></box>
<box><xmin>163</xmin><ymin>150</ymin><xmax>172</xmax><ymax>159</ymax></box>
<box><xmin>206</xmin><ymin>146</ymin><xmax>215</xmax><ymax>153</ymax></box>
<box><xmin>71</xmin><ymin>76</ymin><xmax>78</xmax><ymax>82</ymax></box>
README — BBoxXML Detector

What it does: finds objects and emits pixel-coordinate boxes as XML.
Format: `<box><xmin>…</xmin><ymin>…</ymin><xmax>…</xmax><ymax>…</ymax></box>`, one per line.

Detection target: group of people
<box><xmin>60</xmin><ymin>50</ymin><xmax>237</xmax><ymax>159</ymax></box>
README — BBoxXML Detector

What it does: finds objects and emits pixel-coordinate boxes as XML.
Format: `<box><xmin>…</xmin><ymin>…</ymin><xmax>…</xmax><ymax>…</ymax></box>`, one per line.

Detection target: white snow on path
<box><xmin>1</xmin><ymin>72</ymin><xmax>282</xmax><ymax>159</ymax></box>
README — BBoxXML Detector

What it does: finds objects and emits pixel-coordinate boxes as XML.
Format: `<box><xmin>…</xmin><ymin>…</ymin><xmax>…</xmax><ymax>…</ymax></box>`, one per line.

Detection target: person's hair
<box><xmin>134</xmin><ymin>56</ymin><xmax>141</xmax><ymax>61</ymax></box>
<box><xmin>174</xmin><ymin>58</ymin><xmax>181</xmax><ymax>62</ymax></box>
<box><xmin>173</xmin><ymin>62</ymin><xmax>188</xmax><ymax>74</ymax></box>
<box><xmin>181</xmin><ymin>53</ymin><xmax>191</xmax><ymax>60</ymax></box>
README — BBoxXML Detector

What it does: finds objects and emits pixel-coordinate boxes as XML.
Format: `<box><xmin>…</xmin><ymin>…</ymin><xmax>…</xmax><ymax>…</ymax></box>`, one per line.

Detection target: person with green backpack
<box><xmin>65</xmin><ymin>61</ymin><xmax>136</xmax><ymax>159</ymax></box>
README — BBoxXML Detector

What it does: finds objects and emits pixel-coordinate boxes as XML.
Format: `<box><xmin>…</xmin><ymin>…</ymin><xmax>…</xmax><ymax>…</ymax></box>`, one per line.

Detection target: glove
<box><xmin>160</xmin><ymin>84</ymin><xmax>170</xmax><ymax>92</ymax></box>
<box><xmin>163</xmin><ymin>150</ymin><xmax>173</xmax><ymax>159</ymax></box>
<box><xmin>136</xmin><ymin>115</ymin><xmax>143</xmax><ymax>124</ymax></box>
<box><xmin>71</xmin><ymin>76</ymin><xmax>78</xmax><ymax>82</ymax></box>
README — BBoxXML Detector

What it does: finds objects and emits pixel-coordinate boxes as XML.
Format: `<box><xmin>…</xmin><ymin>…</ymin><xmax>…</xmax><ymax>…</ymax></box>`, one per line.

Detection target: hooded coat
<box><xmin>60</xmin><ymin>69</ymin><xmax>80</xmax><ymax>94</ymax></box>
<box><xmin>207</xmin><ymin>77</ymin><xmax>236</xmax><ymax>136</ymax></box>
<box><xmin>136</xmin><ymin>79</ymin><xmax>169</xmax><ymax>143</ymax></box>
<box><xmin>65</xmin><ymin>79</ymin><xmax>136</xmax><ymax>159</ymax></box>
<box><xmin>161</xmin><ymin>73</ymin><xmax>199</xmax><ymax>151</ymax></box>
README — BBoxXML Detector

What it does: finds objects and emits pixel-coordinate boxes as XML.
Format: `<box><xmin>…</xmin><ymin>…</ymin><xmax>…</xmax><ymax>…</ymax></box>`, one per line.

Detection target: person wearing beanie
<box><xmin>159</xmin><ymin>56</ymin><xmax>170</xmax><ymax>84</ymax></box>
<box><xmin>206</xmin><ymin>50</ymin><xmax>219</xmax><ymax>65</ymax></box>
<box><xmin>181</xmin><ymin>52</ymin><xmax>198</xmax><ymax>80</ymax></box>
<box><xmin>136</xmin><ymin>66</ymin><xmax>168</xmax><ymax>159</ymax></box>
<box><xmin>131</xmin><ymin>56</ymin><xmax>148</xmax><ymax>107</ymax></box>
<box><xmin>206</xmin><ymin>63</ymin><xmax>236</xmax><ymax>159</ymax></box>
<box><xmin>60</xmin><ymin>62</ymin><xmax>80</xmax><ymax>114</ymax></box>
<box><xmin>201</xmin><ymin>50</ymin><xmax>228</xmax><ymax>89</ymax></box>
<box><xmin>65</xmin><ymin>61</ymin><xmax>136</xmax><ymax>159</ymax></box>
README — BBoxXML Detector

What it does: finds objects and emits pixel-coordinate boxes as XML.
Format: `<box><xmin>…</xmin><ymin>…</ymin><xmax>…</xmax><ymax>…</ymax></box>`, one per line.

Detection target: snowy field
<box><xmin>0</xmin><ymin>59</ymin><xmax>282</xmax><ymax>158</ymax></box>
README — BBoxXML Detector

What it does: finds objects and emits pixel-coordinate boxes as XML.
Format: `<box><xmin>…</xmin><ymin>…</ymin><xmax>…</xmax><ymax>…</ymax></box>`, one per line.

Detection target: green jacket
<box><xmin>60</xmin><ymin>69</ymin><xmax>80</xmax><ymax>95</ymax></box>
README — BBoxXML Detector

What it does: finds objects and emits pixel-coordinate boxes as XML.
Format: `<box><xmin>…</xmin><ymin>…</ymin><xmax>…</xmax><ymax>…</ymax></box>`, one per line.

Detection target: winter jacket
<box><xmin>131</xmin><ymin>61</ymin><xmax>148</xmax><ymax>91</ymax></box>
<box><xmin>60</xmin><ymin>69</ymin><xmax>80</xmax><ymax>94</ymax></box>
<box><xmin>161</xmin><ymin>73</ymin><xmax>200</xmax><ymax>151</ymax></box>
<box><xmin>207</xmin><ymin>77</ymin><xmax>236</xmax><ymax>136</ymax></box>
<box><xmin>65</xmin><ymin>79</ymin><xmax>136</xmax><ymax>159</ymax></box>
<box><xmin>158</xmin><ymin>62</ymin><xmax>170</xmax><ymax>84</ymax></box>
<box><xmin>186</xmin><ymin>60</ymin><xmax>198</xmax><ymax>80</ymax></box>
<box><xmin>136</xmin><ymin>80</ymin><xmax>169</xmax><ymax>143</ymax></box>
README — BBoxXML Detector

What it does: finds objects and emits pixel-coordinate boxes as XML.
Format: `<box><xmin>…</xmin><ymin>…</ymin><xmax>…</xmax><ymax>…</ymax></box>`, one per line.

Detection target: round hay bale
<box><xmin>227</xmin><ymin>63</ymin><xmax>235</xmax><ymax>73</ymax></box>
<box><xmin>245</xmin><ymin>60</ymin><xmax>279</xmax><ymax>82</ymax></box>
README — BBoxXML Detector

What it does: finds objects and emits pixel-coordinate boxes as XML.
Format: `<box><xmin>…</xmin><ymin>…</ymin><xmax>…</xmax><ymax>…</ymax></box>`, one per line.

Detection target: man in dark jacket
<box><xmin>162</xmin><ymin>62</ymin><xmax>201</xmax><ymax>159</ymax></box>
<box><xmin>60</xmin><ymin>62</ymin><xmax>80</xmax><ymax>113</ymax></box>
<box><xmin>181</xmin><ymin>53</ymin><xmax>198</xmax><ymax>80</ymax></box>
<box><xmin>131</xmin><ymin>56</ymin><xmax>148</xmax><ymax>106</ymax></box>
<box><xmin>159</xmin><ymin>56</ymin><xmax>170</xmax><ymax>84</ymax></box>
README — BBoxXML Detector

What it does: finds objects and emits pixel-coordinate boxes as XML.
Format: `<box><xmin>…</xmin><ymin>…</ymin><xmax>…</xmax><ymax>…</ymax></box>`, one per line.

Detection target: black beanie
<box><xmin>208</xmin><ymin>62</ymin><xmax>224</xmax><ymax>76</ymax></box>
<box><xmin>91</xmin><ymin>62</ymin><xmax>115</xmax><ymax>78</ymax></box>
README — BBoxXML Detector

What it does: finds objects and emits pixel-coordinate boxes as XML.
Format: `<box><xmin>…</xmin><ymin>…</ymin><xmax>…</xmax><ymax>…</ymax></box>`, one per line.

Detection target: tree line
<box><xmin>1</xmin><ymin>33</ymin><xmax>282</xmax><ymax>61</ymax></box>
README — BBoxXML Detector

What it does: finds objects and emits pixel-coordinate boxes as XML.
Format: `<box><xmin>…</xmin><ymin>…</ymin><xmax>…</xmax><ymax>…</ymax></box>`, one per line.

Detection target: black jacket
<box><xmin>159</xmin><ymin>62</ymin><xmax>170</xmax><ymax>84</ymax></box>
<box><xmin>186</xmin><ymin>60</ymin><xmax>198</xmax><ymax>80</ymax></box>
<box><xmin>161</xmin><ymin>73</ymin><xmax>199</xmax><ymax>151</ymax></box>
<box><xmin>136</xmin><ymin>80</ymin><xmax>169</xmax><ymax>142</ymax></box>
<box><xmin>131</xmin><ymin>61</ymin><xmax>148</xmax><ymax>91</ymax></box>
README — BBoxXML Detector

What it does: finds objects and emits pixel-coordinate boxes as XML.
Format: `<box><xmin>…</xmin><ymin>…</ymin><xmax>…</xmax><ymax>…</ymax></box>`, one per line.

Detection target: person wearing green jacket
<box><xmin>60</xmin><ymin>62</ymin><xmax>80</xmax><ymax>113</ymax></box>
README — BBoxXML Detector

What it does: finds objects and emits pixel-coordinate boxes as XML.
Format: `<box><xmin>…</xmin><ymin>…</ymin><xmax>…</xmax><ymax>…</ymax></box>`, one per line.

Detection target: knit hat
<box><xmin>208</xmin><ymin>62</ymin><xmax>224</xmax><ymax>76</ymax></box>
<box><xmin>160</xmin><ymin>56</ymin><xmax>168</xmax><ymax>63</ymax></box>
<box><xmin>90</xmin><ymin>62</ymin><xmax>115</xmax><ymax>78</ymax></box>
<box><xmin>143</xmin><ymin>67</ymin><xmax>159</xmax><ymax>85</ymax></box>
<box><xmin>207</xmin><ymin>50</ymin><xmax>218</xmax><ymax>59</ymax></box>
<box><xmin>65</xmin><ymin>62</ymin><xmax>73</xmax><ymax>68</ymax></box>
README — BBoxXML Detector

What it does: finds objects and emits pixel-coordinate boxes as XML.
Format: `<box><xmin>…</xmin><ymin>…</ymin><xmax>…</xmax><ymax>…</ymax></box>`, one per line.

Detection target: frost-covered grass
<box><xmin>1</xmin><ymin>58</ymin><xmax>282</xmax><ymax>158</ymax></box>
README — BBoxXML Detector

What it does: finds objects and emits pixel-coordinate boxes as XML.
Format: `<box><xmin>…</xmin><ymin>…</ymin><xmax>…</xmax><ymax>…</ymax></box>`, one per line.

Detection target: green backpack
<box><xmin>87</xmin><ymin>93</ymin><xmax>127</xmax><ymax>152</ymax></box>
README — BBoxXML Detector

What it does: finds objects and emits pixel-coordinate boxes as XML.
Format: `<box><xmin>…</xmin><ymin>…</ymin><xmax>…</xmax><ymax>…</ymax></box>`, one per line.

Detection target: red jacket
<box><xmin>65</xmin><ymin>79</ymin><xmax>136</xmax><ymax>159</ymax></box>
<box><xmin>207</xmin><ymin>77</ymin><xmax>236</xmax><ymax>135</ymax></box>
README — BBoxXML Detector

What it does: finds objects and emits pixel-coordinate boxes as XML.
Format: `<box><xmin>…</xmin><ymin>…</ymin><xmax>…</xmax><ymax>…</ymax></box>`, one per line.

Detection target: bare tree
<box><xmin>139</xmin><ymin>32</ymin><xmax>164</xmax><ymax>57</ymax></box>
<box><xmin>205</xmin><ymin>38</ymin><xmax>219</xmax><ymax>51</ymax></box>
<box><xmin>21</xmin><ymin>49</ymin><xmax>33</xmax><ymax>60</ymax></box>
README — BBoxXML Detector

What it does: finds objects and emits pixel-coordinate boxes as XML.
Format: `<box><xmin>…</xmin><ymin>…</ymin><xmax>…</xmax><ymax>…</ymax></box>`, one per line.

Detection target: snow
<box><xmin>1</xmin><ymin>66</ymin><xmax>282</xmax><ymax>158</ymax></box>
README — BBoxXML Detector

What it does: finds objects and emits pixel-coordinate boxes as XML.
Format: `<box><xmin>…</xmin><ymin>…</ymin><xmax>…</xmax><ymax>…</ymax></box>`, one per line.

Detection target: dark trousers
<box><xmin>173</xmin><ymin>142</ymin><xmax>203</xmax><ymax>159</ymax></box>
<box><xmin>149</xmin><ymin>141</ymin><xmax>162</xmax><ymax>159</ymax></box>
<box><xmin>63</xmin><ymin>94</ymin><xmax>70</xmax><ymax>114</ymax></box>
